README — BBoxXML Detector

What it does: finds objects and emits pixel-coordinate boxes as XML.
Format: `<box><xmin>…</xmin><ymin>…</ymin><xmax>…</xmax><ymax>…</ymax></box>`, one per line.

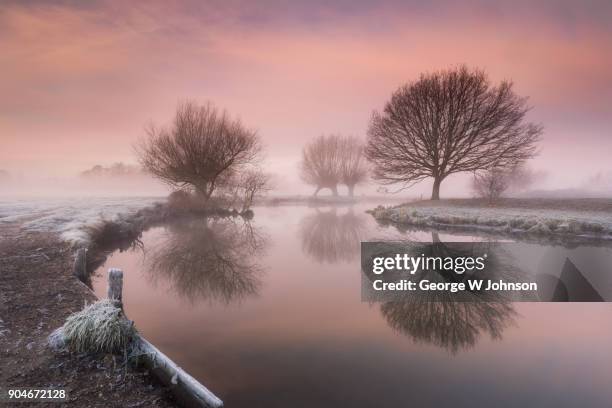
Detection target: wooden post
<box><xmin>73</xmin><ymin>248</ymin><xmax>87</xmax><ymax>281</ymax></box>
<box><xmin>107</xmin><ymin>268</ymin><xmax>123</xmax><ymax>306</ymax></box>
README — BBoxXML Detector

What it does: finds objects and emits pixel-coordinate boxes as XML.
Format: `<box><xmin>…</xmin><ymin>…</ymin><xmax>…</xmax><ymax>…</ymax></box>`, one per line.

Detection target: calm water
<box><xmin>93</xmin><ymin>204</ymin><xmax>612</xmax><ymax>407</ymax></box>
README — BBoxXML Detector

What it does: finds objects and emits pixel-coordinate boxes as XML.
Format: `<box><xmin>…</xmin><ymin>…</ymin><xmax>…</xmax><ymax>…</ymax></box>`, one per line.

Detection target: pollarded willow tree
<box><xmin>300</xmin><ymin>134</ymin><xmax>368</xmax><ymax>196</ymax></box>
<box><xmin>340</xmin><ymin>136</ymin><xmax>369</xmax><ymax>197</ymax></box>
<box><xmin>300</xmin><ymin>134</ymin><xmax>343</xmax><ymax>196</ymax></box>
<box><xmin>366</xmin><ymin>66</ymin><xmax>543</xmax><ymax>200</ymax></box>
<box><xmin>136</xmin><ymin>101</ymin><xmax>262</xmax><ymax>201</ymax></box>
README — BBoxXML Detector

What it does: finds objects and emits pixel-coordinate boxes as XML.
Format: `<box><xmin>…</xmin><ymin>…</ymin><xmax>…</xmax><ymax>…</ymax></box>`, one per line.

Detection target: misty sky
<box><xmin>1</xmin><ymin>0</ymin><xmax>611</xmax><ymax>195</ymax></box>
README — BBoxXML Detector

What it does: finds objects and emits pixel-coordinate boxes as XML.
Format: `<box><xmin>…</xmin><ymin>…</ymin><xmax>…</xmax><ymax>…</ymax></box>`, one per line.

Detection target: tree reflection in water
<box><xmin>379</xmin><ymin>232</ymin><xmax>521</xmax><ymax>355</ymax></box>
<box><xmin>299</xmin><ymin>208</ymin><xmax>368</xmax><ymax>263</ymax></box>
<box><xmin>381</xmin><ymin>300</ymin><xmax>515</xmax><ymax>355</ymax></box>
<box><xmin>145</xmin><ymin>217</ymin><xmax>266</xmax><ymax>305</ymax></box>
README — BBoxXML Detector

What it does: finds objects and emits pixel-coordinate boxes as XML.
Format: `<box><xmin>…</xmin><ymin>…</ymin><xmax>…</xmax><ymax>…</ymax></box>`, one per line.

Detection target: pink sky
<box><xmin>1</xmin><ymin>0</ymin><xmax>611</xmax><ymax>195</ymax></box>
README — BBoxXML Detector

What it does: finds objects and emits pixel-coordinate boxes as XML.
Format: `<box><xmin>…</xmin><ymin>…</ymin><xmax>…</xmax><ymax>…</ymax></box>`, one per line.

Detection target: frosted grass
<box><xmin>0</xmin><ymin>197</ymin><xmax>163</xmax><ymax>245</ymax></box>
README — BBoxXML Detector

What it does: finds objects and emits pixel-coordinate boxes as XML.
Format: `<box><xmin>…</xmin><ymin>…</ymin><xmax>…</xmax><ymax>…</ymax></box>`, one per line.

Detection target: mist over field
<box><xmin>1</xmin><ymin>0</ymin><xmax>611</xmax><ymax>199</ymax></box>
<box><xmin>1</xmin><ymin>167</ymin><xmax>611</xmax><ymax>199</ymax></box>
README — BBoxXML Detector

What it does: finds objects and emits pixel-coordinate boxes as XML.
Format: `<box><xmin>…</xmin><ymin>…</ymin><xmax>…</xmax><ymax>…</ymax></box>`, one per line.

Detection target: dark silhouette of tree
<box><xmin>340</xmin><ymin>136</ymin><xmax>368</xmax><ymax>197</ymax></box>
<box><xmin>146</xmin><ymin>217</ymin><xmax>266</xmax><ymax>305</ymax></box>
<box><xmin>366</xmin><ymin>66</ymin><xmax>542</xmax><ymax>200</ymax></box>
<box><xmin>136</xmin><ymin>101</ymin><xmax>262</xmax><ymax>200</ymax></box>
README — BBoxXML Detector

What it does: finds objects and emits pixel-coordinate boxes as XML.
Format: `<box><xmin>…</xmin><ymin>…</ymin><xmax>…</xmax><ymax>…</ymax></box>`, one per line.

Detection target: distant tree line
<box><xmin>80</xmin><ymin>163</ymin><xmax>143</xmax><ymax>178</ymax></box>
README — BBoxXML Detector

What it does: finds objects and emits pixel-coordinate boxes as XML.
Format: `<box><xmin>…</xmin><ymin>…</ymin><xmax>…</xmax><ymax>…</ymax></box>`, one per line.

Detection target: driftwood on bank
<box><xmin>133</xmin><ymin>336</ymin><xmax>223</xmax><ymax>408</ymax></box>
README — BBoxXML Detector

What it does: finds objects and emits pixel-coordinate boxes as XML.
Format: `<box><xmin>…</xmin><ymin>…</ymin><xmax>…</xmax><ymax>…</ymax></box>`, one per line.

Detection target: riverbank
<box><xmin>369</xmin><ymin>198</ymin><xmax>612</xmax><ymax>241</ymax></box>
<box><xmin>0</xmin><ymin>221</ymin><xmax>177</xmax><ymax>407</ymax></box>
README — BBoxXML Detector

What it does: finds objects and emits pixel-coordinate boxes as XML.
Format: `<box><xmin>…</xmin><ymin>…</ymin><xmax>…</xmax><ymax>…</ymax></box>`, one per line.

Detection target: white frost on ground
<box><xmin>0</xmin><ymin>197</ymin><xmax>163</xmax><ymax>244</ymax></box>
<box><xmin>369</xmin><ymin>204</ymin><xmax>612</xmax><ymax>239</ymax></box>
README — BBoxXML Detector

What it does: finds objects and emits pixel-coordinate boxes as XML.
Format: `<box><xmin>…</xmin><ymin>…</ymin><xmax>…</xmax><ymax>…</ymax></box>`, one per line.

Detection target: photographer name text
<box><xmin>372</xmin><ymin>279</ymin><xmax>537</xmax><ymax>292</ymax></box>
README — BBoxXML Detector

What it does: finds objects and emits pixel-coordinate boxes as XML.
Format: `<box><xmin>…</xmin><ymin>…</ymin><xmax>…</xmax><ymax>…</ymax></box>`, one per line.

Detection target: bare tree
<box><xmin>222</xmin><ymin>169</ymin><xmax>272</xmax><ymax>211</ymax></box>
<box><xmin>300</xmin><ymin>134</ymin><xmax>368</xmax><ymax>197</ymax></box>
<box><xmin>340</xmin><ymin>136</ymin><xmax>368</xmax><ymax>197</ymax></box>
<box><xmin>136</xmin><ymin>101</ymin><xmax>261</xmax><ymax>200</ymax></box>
<box><xmin>300</xmin><ymin>134</ymin><xmax>343</xmax><ymax>196</ymax></box>
<box><xmin>237</xmin><ymin>170</ymin><xmax>271</xmax><ymax>211</ymax></box>
<box><xmin>366</xmin><ymin>66</ymin><xmax>542</xmax><ymax>200</ymax></box>
<box><xmin>472</xmin><ymin>165</ymin><xmax>513</xmax><ymax>202</ymax></box>
<box><xmin>472</xmin><ymin>162</ymin><xmax>538</xmax><ymax>202</ymax></box>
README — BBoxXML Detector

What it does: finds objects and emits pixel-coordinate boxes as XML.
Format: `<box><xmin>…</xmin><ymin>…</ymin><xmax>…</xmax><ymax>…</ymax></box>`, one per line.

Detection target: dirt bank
<box><xmin>0</xmin><ymin>221</ymin><xmax>177</xmax><ymax>407</ymax></box>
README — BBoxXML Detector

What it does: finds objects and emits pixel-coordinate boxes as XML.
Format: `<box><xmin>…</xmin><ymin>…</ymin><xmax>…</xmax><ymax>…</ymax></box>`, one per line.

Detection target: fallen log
<box><xmin>133</xmin><ymin>336</ymin><xmax>223</xmax><ymax>408</ymax></box>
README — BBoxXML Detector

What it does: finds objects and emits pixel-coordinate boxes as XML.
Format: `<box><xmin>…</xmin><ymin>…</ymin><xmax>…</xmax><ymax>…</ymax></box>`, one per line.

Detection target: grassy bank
<box><xmin>369</xmin><ymin>198</ymin><xmax>612</xmax><ymax>242</ymax></box>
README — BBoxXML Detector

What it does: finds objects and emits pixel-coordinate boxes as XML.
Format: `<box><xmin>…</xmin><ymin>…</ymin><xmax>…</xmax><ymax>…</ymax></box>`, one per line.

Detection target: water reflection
<box><xmin>299</xmin><ymin>208</ymin><xmax>367</xmax><ymax>263</ymax></box>
<box><xmin>375</xmin><ymin>232</ymin><xmax>524</xmax><ymax>354</ymax></box>
<box><xmin>145</xmin><ymin>217</ymin><xmax>266</xmax><ymax>305</ymax></box>
<box><xmin>92</xmin><ymin>205</ymin><xmax>612</xmax><ymax>407</ymax></box>
<box><xmin>381</xmin><ymin>301</ymin><xmax>515</xmax><ymax>354</ymax></box>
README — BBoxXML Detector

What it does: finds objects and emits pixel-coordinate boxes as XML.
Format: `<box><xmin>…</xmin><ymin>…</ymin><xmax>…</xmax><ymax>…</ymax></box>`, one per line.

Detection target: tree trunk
<box><xmin>431</xmin><ymin>177</ymin><xmax>442</xmax><ymax>200</ymax></box>
<box><xmin>313</xmin><ymin>186</ymin><xmax>321</xmax><ymax>196</ymax></box>
<box><xmin>195</xmin><ymin>185</ymin><xmax>211</xmax><ymax>200</ymax></box>
<box><xmin>431</xmin><ymin>231</ymin><xmax>441</xmax><ymax>243</ymax></box>
<box><xmin>331</xmin><ymin>185</ymin><xmax>339</xmax><ymax>196</ymax></box>
<box><xmin>347</xmin><ymin>184</ymin><xmax>355</xmax><ymax>197</ymax></box>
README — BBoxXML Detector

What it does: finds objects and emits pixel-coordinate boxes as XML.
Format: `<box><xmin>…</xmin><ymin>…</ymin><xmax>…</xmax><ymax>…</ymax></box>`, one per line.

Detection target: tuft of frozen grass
<box><xmin>60</xmin><ymin>300</ymin><xmax>135</xmax><ymax>354</ymax></box>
